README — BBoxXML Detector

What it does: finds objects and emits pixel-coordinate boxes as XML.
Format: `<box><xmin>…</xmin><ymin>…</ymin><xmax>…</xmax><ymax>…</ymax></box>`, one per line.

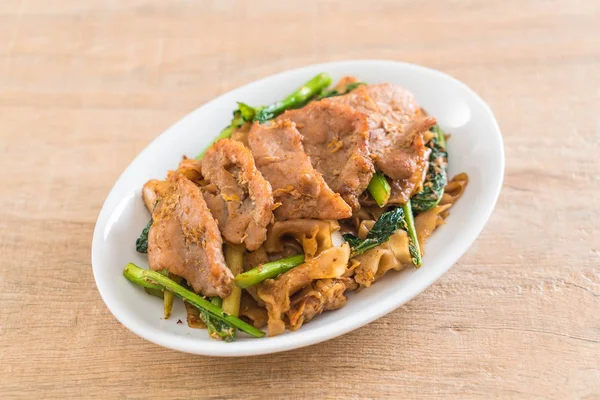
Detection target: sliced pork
<box><xmin>328</xmin><ymin>83</ymin><xmax>435</xmax><ymax>201</ymax></box>
<box><xmin>201</xmin><ymin>139</ymin><xmax>274</xmax><ymax>251</ymax></box>
<box><xmin>147</xmin><ymin>172</ymin><xmax>233</xmax><ymax>298</ymax></box>
<box><xmin>142</xmin><ymin>157</ymin><xmax>203</xmax><ymax>212</ymax></box>
<box><xmin>248</xmin><ymin>119</ymin><xmax>352</xmax><ymax>221</ymax></box>
<box><xmin>278</xmin><ymin>101</ymin><xmax>374</xmax><ymax>210</ymax></box>
<box><xmin>176</xmin><ymin>157</ymin><xmax>204</xmax><ymax>183</ymax></box>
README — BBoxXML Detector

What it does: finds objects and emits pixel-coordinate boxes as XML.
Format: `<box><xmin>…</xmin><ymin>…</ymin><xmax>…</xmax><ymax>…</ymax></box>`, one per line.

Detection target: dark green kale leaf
<box><xmin>411</xmin><ymin>125</ymin><xmax>448</xmax><ymax>214</ymax></box>
<box><xmin>135</xmin><ymin>217</ymin><xmax>153</xmax><ymax>253</ymax></box>
<box><xmin>343</xmin><ymin>207</ymin><xmax>406</xmax><ymax>257</ymax></box>
<box><xmin>318</xmin><ymin>81</ymin><xmax>366</xmax><ymax>99</ymax></box>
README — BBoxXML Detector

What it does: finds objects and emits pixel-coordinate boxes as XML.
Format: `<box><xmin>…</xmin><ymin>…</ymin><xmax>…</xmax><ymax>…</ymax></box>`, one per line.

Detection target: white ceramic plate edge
<box><xmin>92</xmin><ymin>60</ymin><xmax>504</xmax><ymax>356</ymax></box>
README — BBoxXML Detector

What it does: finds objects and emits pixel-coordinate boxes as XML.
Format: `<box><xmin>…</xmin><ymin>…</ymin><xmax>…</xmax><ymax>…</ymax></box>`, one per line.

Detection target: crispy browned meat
<box><xmin>248</xmin><ymin>119</ymin><xmax>352</xmax><ymax>221</ymax></box>
<box><xmin>147</xmin><ymin>172</ymin><xmax>233</xmax><ymax>298</ymax></box>
<box><xmin>328</xmin><ymin>84</ymin><xmax>378</xmax><ymax>115</ymax></box>
<box><xmin>278</xmin><ymin>101</ymin><xmax>374</xmax><ymax>210</ymax></box>
<box><xmin>142</xmin><ymin>179</ymin><xmax>169</xmax><ymax>212</ymax></box>
<box><xmin>144</xmin><ymin>152</ymin><xmax>273</xmax><ymax>251</ymax></box>
<box><xmin>328</xmin><ymin>83</ymin><xmax>435</xmax><ymax>201</ymax></box>
<box><xmin>142</xmin><ymin>157</ymin><xmax>204</xmax><ymax>212</ymax></box>
<box><xmin>230</xmin><ymin>122</ymin><xmax>252</xmax><ymax>147</ymax></box>
<box><xmin>176</xmin><ymin>157</ymin><xmax>204</xmax><ymax>183</ymax></box>
<box><xmin>201</xmin><ymin>139</ymin><xmax>274</xmax><ymax>251</ymax></box>
<box><xmin>287</xmin><ymin>278</ymin><xmax>353</xmax><ymax>331</ymax></box>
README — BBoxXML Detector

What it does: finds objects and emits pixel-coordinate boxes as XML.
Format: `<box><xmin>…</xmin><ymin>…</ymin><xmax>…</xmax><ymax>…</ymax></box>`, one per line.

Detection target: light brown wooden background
<box><xmin>1</xmin><ymin>1</ymin><xmax>599</xmax><ymax>399</ymax></box>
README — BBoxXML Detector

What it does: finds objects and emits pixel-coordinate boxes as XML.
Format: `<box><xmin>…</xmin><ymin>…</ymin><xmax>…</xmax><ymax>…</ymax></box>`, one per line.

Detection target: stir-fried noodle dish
<box><xmin>124</xmin><ymin>74</ymin><xmax>468</xmax><ymax>341</ymax></box>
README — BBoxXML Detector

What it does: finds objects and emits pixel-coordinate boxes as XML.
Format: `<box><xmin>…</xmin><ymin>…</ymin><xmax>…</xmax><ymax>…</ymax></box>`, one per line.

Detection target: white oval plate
<box><xmin>92</xmin><ymin>60</ymin><xmax>504</xmax><ymax>356</ymax></box>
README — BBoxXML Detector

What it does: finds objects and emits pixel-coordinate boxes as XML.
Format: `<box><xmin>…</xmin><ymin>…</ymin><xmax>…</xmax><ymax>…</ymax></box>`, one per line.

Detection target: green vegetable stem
<box><xmin>318</xmin><ymin>81</ymin><xmax>365</xmax><ymax>99</ymax></box>
<box><xmin>234</xmin><ymin>254</ymin><xmax>306</xmax><ymax>289</ymax></box>
<box><xmin>254</xmin><ymin>73</ymin><xmax>332</xmax><ymax>123</ymax></box>
<box><xmin>367</xmin><ymin>172</ymin><xmax>391</xmax><ymax>207</ymax></box>
<box><xmin>123</xmin><ymin>263</ymin><xmax>265</xmax><ymax>338</ymax></box>
<box><xmin>200</xmin><ymin>296</ymin><xmax>235</xmax><ymax>342</ymax></box>
<box><xmin>401</xmin><ymin>200</ymin><xmax>422</xmax><ymax>267</ymax></box>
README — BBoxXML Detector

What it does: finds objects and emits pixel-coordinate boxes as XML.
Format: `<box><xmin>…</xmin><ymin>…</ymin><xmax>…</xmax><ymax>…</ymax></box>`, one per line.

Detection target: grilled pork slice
<box><xmin>248</xmin><ymin>119</ymin><xmax>352</xmax><ymax>221</ymax></box>
<box><xmin>201</xmin><ymin>139</ymin><xmax>274</xmax><ymax>251</ymax></box>
<box><xmin>147</xmin><ymin>172</ymin><xmax>233</xmax><ymax>298</ymax></box>
<box><xmin>230</xmin><ymin>122</ymin><xmax>252</xmax><ymax>147</ymax></box>
<box><xmin>176</xmin><ymin>157</ymin><xmax>204</xmax><ymax>182</ymax></box>
<box><xmin>328</xmin><ymin>83</ymin><xmax>435</xmax><ymax>202</ymax></box>
<box><xmin>278</xmin><ymin>101</ymin><xmax>374</xmax><ymax>210</ymax></box>
<box><xmin>141</xmin><ymin>157</ymin><xmax>204</xmax><ymax>213</ymax></box>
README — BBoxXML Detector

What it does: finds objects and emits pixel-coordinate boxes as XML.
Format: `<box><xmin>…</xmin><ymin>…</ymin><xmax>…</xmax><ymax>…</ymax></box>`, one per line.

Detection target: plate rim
<box><xmin>91</xmin><ymin>59</ymin><xmax>505</xmax><ymax>356</ymax></box>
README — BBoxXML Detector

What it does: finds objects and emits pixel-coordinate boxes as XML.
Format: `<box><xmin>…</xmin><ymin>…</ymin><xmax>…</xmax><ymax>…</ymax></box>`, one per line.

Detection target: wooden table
<box><xmin>1</xmin><ymin>1</ymin><xmax>599</xmax><ymax>398</ymax></box>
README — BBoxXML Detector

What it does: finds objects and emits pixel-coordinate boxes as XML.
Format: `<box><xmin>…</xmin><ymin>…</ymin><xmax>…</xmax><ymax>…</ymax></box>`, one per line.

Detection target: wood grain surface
<box><xmin>1</xmin><ymin>1</ymin><xmax>599</xmax><ymax>399</ymax></box>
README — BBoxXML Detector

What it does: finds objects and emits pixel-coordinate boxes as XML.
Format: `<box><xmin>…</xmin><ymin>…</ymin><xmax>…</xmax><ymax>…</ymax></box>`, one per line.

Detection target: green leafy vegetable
<box><xmin>343</xmin><ymin>207</ymin><xmax>407</xmax><ymax>257</ymax></box>
<box><xmin>144</xmin><ymin>287</ymin><xmax>163</xmax><ymax>299</ymax></box>
<box><xmin>367</xmin><ymin>171</ymin><xmax>391</xmax><ymax>207</ymax></box>
<box><xmin>345</xmin><ymin>81</ymin><xmax>366</xmax><ymax>92</ymax></box>
<box><xmin>135</xmin><ymin>218</ymin><xmax>153</xmax><ymax>253</ymax></box>
<box><xmin>318</xmin><ymin>81</ymin><xmax>366</xmax><ymax>99</ymax></box>
<box><xmin>197</xmin><ymin>109</ymin><xmax>245</xmax><ymax>160</ymax></box>
<box><xmin>344</xmin><ymin>201</ymin><xmax>423</xmax><ymax>267</ymax></box>
<box><xmin>401</xmin><ymin>200</ymin><xmax>422</xmax><ymax>267</ymax></box>
<box><xmin>196</xmin><ymin>73</ymin><xmax>333</xmax><ymax>160</ymax></box>
<box><xmin>234</xmin><ymin>254</ymin><xmax>306</xmax><ymax>289</ymax></box>
<box><xmin>237</xmin><ymin>102</ymin><xmax>260</xmax><ymax>122</ymax></box>
<box><xmin>201</xmin><ymin>297</ymin><xmax>235</xmax><ymax>342</ymax></box>
<box><xmin>342</xmin><ymin>234</ymin><xmax>363</xmax><ymax>249</ymax></box>
<box><xmin>123</xmin><ymin>263</ymin><xmax>265</xmax><ymax>338</ymax></box>
<box><xmin>432</xmin><ymin>124</ymin><xmax>446</xmax><ymax>148</ymax></box>
<box><xmin>412</xmin><ymin>125</ymin><xmax>448</xmax><ymax>214</ymax></box>
<box><xmin>254</xmin><ymin>73</ymin><xmax>332</xmax><ymax>122</ymax></box>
